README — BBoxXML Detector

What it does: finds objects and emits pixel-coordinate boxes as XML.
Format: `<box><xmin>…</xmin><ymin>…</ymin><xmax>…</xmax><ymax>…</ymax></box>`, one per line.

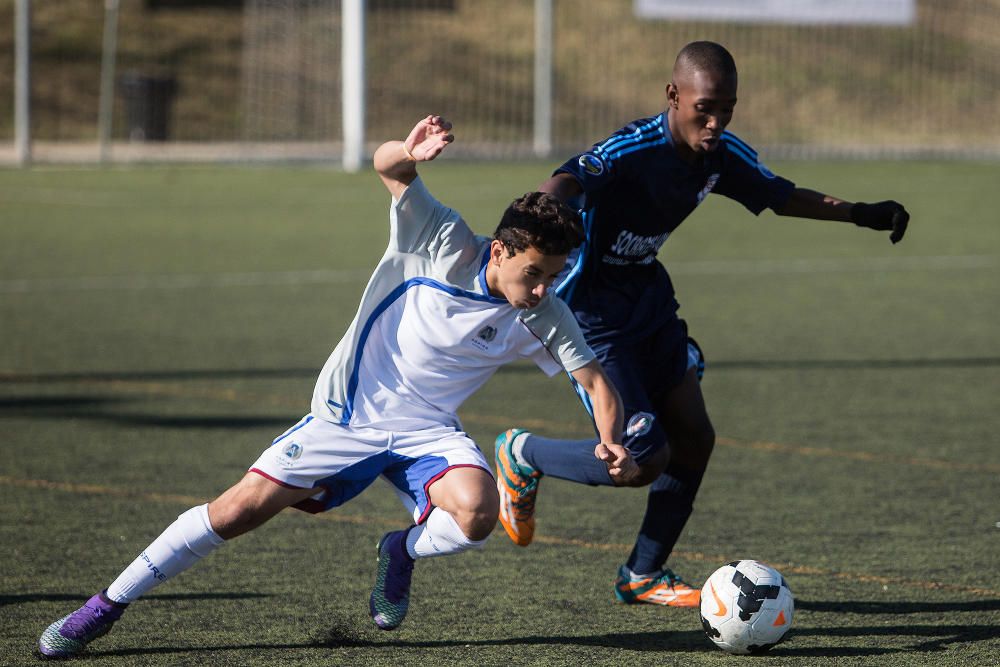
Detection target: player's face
<box><xmin>667</xmin><ymin>69</ymin><xmax>738</xmax><ymax>158</ymax></box>
<box><xmin>488</xmin><ymin>241</ymin><xmax>566</xmax><ymax>310</ymax></box>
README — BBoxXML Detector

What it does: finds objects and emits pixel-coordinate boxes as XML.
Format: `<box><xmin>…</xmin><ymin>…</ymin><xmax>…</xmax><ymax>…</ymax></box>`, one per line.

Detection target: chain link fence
<box><xmin>1</xmin><ymin>0</ymin><xmax>998</xmax><ymax>164</ymax></box>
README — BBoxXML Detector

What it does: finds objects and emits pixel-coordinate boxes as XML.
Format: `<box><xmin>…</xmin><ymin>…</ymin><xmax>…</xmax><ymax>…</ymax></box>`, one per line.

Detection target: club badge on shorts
<box><xmin>278</xmin><ymin>441</ymin><xmax>303</xmax><ymax>468</ymax></box>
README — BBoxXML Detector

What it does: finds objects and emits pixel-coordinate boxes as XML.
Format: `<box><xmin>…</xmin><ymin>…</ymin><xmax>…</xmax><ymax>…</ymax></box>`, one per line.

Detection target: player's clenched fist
<box><xmin>596</xmin><ymin>442</ymin><xmax>640</xmax><ymax>485</ymax></box>
<box><xmin>850</xmin><ymin>200</ymin><xmax>910</xmax><ymax>244</ymax></box>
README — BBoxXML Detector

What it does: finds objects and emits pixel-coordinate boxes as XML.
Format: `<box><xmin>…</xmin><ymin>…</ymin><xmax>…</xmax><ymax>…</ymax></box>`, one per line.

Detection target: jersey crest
<box><xmin>578</xmin><ymin>153</ymin><xmax>605</xmax><ymax>176</ymax></box>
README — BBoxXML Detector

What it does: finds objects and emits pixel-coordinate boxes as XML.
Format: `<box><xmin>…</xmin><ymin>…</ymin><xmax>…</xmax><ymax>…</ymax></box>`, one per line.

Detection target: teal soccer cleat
<box><xmin>369</xmin><ymin>529</ymin><xmax>415</xmax><ymax>630</ymax></box>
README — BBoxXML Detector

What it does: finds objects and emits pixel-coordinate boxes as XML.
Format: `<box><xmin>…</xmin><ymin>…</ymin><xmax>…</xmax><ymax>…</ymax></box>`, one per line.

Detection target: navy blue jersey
<box><xmin>554</xmin><ymin>113</ymin><xmax>795</xmax><ymax>344</ymax></box>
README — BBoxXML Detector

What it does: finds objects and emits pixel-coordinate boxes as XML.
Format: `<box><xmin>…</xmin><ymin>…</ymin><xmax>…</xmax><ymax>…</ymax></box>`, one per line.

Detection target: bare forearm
<box><xmin>776</xmin><ymin>187</ymin><xmax>910</xmax><ymax>244</ymax></box>
<box><xmin>374</xmin><ymin>141</ymin><xmax>418</xmax><ymax>197</ymax></box>
<box><xmin>569</xmin><ymin>360</ymin><xmax>623</xmax><ymax>444</ymax></box>
<box><xmin>776</xmin><ymin>187</ymin><xmax>853</xmax><ymax>221</ymax></box>
<box><xmin>592</xmin><ymin>393</ymin><xmax>624</xmax><ymax>446</ymax></box>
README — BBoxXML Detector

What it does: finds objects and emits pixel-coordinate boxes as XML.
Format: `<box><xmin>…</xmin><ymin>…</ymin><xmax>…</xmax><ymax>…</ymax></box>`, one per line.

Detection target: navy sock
<box><xmin>625</xmin><ymin>464</ymin><xmax>706</xmax><ymax>575</ymax></box>
<box><xmin>519</xmin><ymin>434</ymin><xmax>613</xmax><ymax>486</ymax></box>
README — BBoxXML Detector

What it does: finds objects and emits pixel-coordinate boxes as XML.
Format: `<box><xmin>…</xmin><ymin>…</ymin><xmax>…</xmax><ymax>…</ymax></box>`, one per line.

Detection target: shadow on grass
<box><xmin>1</xmin><ymin>592</ymin><xmax>270</xmax><ymax>607</ymax></box>
<box><xmin>798</xmin><ymin>598</ymin><xmax>1000</xmax><ymax>614</ymax></box>
<box><xmin>0</xmin><ymin>395</ymin><xmax>130</xmax><ymax>411</ymax></box>
<box><xmin>83</xmin><ymin>621</ymin><xmax>1000</xmax><ymax>659</ymax></box>
<box><xmin>2</xmin><ymin>355</ymin><xmax>998</xmax><ymax>387</ymax></box>
<box><xmin>788</xmin><ymin>624</ymin><xmax>1000</xmax><ymax>654</ymax></box>
<box><xmin>88</xmin><ymin>629</ymin><xmax>714</xmax><ymax>658</ymax></box>
<box><xmin>0</xmin><ymin>394</ymin><xmax>296</xmax><ymax>431</ymax></box>
<box><xmin>0</xmin><ymin>368</ymin><xmax>316</xmax><ymax>384</ymax></box>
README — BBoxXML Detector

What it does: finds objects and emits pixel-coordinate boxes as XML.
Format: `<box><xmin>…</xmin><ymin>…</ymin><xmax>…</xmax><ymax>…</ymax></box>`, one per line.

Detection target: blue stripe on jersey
<box><xmin>342</xmin><ymin>277</ymin><xmax>503</xmax><ymax>424</ymax></box>
<box><xmin>606</xmin><ymin>134</ymin><xmax>667</xmax><ymax>162</ymax></box>
<box><xmin>722</xmin><ymin>131</ymin><xmax>757</xmax><ymax>158</ymax></box>
<box><xmin>722</xmin><ymin>136</ymin><xmax>758</xmax><ymax>167</ymax></box>
<box><xmin>594</xmin><ymin>116</ymin><xmax>663</xmax><ymax>163</ymax></box>
<box><xmin>272</xmin><ymin>414</ymin><xmax>314</xmax><ymax>444</ymax></box>
<box><xmin>555</xmin><ymin>208</ymin><xmax>594</xmax><ymax>303</ymax></box>
<box><xmin>594</xmin><ymin>117</ymin><xmax>660</xmax><ymax>157</ymax></box>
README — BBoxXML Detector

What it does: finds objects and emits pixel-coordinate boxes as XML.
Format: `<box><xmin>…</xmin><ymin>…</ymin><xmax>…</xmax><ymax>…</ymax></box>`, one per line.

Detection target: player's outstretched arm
<box><xmin>570</xmin><ymin>360</ymin><xmax>639</xmax><ymax>485</ymax></box>
<box><xmin>776</xmin><ymin>187</ymin><xmax>909</xmax><ymax>244</ymax></box>
<box><xmin>374</xmin><ymin>115</ymin><xmax>454</xmax><ymax>200</ymax></box>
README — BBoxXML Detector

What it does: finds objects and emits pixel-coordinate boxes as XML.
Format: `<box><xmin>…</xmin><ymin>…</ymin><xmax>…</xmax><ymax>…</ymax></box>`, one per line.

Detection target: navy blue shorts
<box><xmin>571</xmin><ymin>317</ymin><xmax>704</xmax><ymax>464</ymax></box>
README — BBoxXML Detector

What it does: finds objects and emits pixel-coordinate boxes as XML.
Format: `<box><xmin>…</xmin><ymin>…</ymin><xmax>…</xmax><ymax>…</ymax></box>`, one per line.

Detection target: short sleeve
<box><xmin>389</xmin><ymin>176</ymin><xmax>462</xmax><ymax>255</ymax></box>
<box><xmin>714</xmin><ymin>132</ymin><xmax>795</xmax><ymax>215</ymax></box>
<box><xmin>519</xmin><ymin>297</ymin><xmax>596</xmax><ymax>377</ymax></box>
<box><xmin>554</xmin><ymin>149</ymin><xmax>617</xmax><ymax>205</ymax></box>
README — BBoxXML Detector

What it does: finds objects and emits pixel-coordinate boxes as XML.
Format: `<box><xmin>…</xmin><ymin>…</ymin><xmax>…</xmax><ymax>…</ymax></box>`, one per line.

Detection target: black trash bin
<box><xmin>119</xmin><ymin>73</ymin><xmax>177</xmax><ymax>142</ymax></box>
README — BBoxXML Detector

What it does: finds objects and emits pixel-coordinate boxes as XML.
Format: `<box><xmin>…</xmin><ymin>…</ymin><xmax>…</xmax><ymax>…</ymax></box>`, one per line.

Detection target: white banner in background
<box><xmin>635</xmin><ymin>0</ymin><xmax>916</xmax><ymax>26</ymax></box>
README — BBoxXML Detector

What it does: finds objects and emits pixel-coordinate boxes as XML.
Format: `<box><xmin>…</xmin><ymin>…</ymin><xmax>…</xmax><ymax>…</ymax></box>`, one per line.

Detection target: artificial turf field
<box><xmin>1</xmin><ymin>160</ymin><xmax>998</xmax><ymax>666</ymax></box>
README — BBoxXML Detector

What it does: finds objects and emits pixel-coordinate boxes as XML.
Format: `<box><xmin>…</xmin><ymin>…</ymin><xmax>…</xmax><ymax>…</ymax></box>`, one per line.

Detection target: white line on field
<box><xmin>0</xmin><ymin>255</ymin><xmax>996</xmax><ymax>293</ymax></box>
<box><xmin>666</xmin><ymin>254</ymin><xmax>1000</xmax><ymax>275</ymax></box>
<box><xmin>0</xmin><ymin>269</ymin><xmax>372</xmax><ymax>293</ymax></box>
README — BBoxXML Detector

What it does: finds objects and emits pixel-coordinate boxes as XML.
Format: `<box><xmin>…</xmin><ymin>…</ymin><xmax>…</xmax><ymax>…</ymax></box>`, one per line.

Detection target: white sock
<box><xmin>105</xmin><ymin>504</ymin><xmax>225</xmax><ymax>604</ymax></box>
<box><xmin>511</xmin><ymin>431</ymin><xmax>531</xmax><ymax>465</ymax></box>
<box><xmin>405</xmin><ymin>508</ymin><xmax>488</xmax><ymax>559</ymax></box>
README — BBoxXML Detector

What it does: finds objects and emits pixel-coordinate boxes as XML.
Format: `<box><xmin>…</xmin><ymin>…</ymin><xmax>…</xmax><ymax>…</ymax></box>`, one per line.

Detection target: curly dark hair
<box><xmin>493</xmin><ymin>192</ymin><xmax>584</xmax><ymax>257</ymax></box>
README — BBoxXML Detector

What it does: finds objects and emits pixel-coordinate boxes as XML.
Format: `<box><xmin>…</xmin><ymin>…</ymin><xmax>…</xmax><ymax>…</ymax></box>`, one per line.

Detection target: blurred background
<box><xmin>2</xmin><ymin>0</ymin><xmax>999</xmax><ymax>166</ymax></box>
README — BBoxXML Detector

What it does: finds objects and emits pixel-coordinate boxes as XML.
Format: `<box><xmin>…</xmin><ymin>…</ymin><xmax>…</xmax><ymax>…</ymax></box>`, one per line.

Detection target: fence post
<box><xmin>14</xmin><ymin>0</ymin><xmax>31</xmax><ymax>166</ymax></box>
<box><xmin>533</xmin><ymin>0</ymin><xmax>553</xmax><ymax>158</ymax></box>
<box><xmin>342</xmin><ymin>0</ymin><xmax>365</xmax><ymax>172</ymax></box>
<box><xmin>98</xmin><ymin>0</ymin><xmax>120</xmax><ymax>163</ymax></box>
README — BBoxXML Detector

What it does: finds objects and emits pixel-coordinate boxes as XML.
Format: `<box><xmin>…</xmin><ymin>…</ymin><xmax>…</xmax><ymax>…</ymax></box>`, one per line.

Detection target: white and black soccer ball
<box><xmin>699</xmin><ymin>560</ymin><xmax>794</xmax><ymax>655</ymax></box>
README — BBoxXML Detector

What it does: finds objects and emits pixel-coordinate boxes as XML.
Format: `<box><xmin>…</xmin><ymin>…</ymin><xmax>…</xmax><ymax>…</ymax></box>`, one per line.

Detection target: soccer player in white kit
<box><xmin>38</xmin><ymin>115</ymin><xmax>630</xmax><ymax>658</ymax></box>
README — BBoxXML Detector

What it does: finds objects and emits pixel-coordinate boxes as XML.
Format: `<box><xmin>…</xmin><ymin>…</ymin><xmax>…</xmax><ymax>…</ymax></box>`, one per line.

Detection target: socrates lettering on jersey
<box><xmin>554</xmin><ymin>113</ymin><xmax>796</xmax><ymax>343</ymax></box>
<box><xmin>311</xmin><ymin>177</ymin><xmax>594</xmax><ymax>430</ymax></box>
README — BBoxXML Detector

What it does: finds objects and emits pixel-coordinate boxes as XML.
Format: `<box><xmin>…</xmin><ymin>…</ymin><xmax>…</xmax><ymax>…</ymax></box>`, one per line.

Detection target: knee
<box><xmin>670</xmin><ymin>422</ymin><xmax>716</xmax><ymax>470</ymax></box>
<box><xmin>208</xmin><ymin>492</ymin><xmax>269</xmax><ymax>540</ymax></box>
<box><xmin>701</xmin><ymin>422</ymin><xmax>716</xmax><ymax>448</ymax></box>
<box><xmin>691</xmin><ymin>423</ymin><xmax>716</xmax><ymax>464</ymax></box>
<box><xmin>449</xmin><ymin>496</ymin><xmax>499</xmax><ymax>542</ymax></box>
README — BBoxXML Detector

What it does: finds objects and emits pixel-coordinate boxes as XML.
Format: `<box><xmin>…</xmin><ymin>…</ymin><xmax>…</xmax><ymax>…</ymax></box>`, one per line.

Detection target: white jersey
<box><xmin>311</xmin><ymin>176</ymin><xmax>595</xmax><ymax>431</ymax></box>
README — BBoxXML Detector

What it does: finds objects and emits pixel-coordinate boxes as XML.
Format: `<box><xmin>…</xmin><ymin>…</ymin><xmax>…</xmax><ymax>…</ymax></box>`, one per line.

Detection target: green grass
<box><xmin>1</xmin><ymin>161</ymin><xmax>999</xmax><ymax>665</ymax></box>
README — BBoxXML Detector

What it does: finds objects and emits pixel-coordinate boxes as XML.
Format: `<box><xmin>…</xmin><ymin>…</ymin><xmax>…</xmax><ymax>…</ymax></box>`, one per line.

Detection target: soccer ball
<box><xmin>699</xmin><ymin>560</ymin><xmax>794</xmax><ymax>655</ymax></box>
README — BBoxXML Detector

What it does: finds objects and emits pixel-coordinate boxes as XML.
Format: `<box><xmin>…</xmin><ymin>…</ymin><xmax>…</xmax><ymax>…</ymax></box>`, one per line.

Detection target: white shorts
<box><xmin>249</xmin><ymin>415</ymin><xmax>491</xmax><ymax>524</ymax></box>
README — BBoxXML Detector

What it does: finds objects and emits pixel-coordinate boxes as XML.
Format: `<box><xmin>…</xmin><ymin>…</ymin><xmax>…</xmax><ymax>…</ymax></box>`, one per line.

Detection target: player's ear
<box><xmin>490</xmin><ymin>239</ymin><xmax>505</xmax><ymax>264</ymax></box>
<box><xmin>666</xmin><ymin>82</ymin><xmax>679</xmax><ymax>109</ymax></box>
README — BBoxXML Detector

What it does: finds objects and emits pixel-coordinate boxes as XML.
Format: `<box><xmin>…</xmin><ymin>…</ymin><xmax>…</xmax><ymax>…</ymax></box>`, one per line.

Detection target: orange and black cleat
<box><xmin>614</xmin><ymin>565</ymin><xmax>702</xmax><ymax>607</ymax></box>
<box><xmin>494</xmin><ymin>429</ymin><xmax>542</xmax><ymax>547</ymax></box>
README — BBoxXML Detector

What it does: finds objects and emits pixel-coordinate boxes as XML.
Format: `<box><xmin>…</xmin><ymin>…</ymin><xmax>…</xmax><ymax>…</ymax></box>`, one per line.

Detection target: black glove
<box><xmin>850</xmin><ymin>201</ymin><xmax>909</xmax><ymax>244</ymax></box>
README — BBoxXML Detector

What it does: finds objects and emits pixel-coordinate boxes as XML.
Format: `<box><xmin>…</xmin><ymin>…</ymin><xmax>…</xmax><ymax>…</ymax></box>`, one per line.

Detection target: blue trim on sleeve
<box><xmin>721</xmin><ymin>131</ymin><xmax>757</xmax><ymax>158</ymax></box>
<box><xmin>722</xmin><ymin>136</ymin><xmax>758</xmax><ymax>167</ymax></box>
<box><xmin>606</xmin><ymin>135</ymin><xmax>668</xmax><ymax>162</ymax></box>
<box><xmin>594</xmin><ymin>116</ymin><xmax>663</xmax><ymax>160</ymax></box>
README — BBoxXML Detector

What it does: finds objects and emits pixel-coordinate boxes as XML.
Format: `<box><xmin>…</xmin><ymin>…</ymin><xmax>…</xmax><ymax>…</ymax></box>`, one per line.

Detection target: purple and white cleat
<box><xmin>369</xmin><ymin>529</ymin><xmax>415</xmax><ymax>630</ymax></box>
<box><xmin>38</xmin><ymin>590</ymin><xmax>127</xmax><ymax>658</ymax></box>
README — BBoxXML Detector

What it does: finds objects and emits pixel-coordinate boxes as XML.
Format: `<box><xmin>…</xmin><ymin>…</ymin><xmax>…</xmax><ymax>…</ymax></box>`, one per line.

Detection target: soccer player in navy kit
<box><xmin>495</xmin><ymin>41</ymin><xmax>909</xmax><ymax>606</ymax></box>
